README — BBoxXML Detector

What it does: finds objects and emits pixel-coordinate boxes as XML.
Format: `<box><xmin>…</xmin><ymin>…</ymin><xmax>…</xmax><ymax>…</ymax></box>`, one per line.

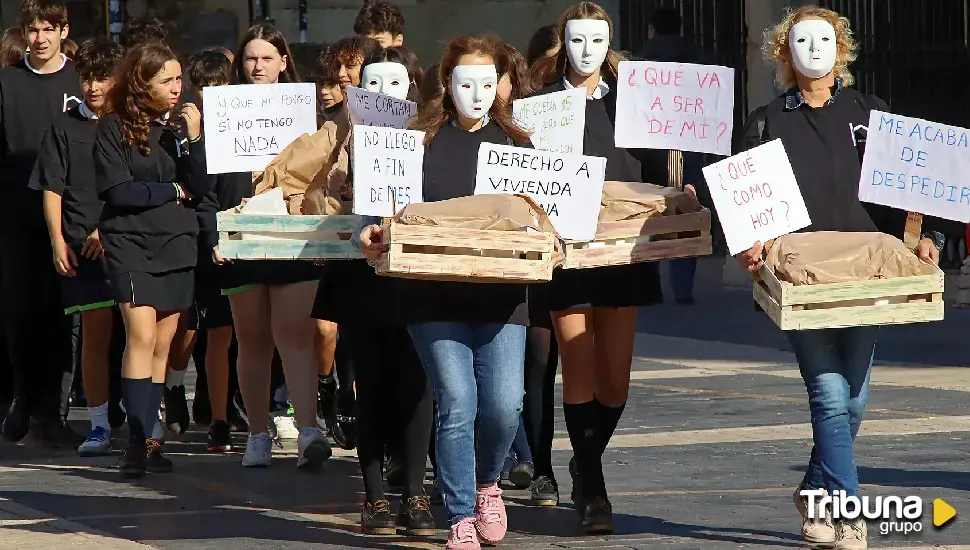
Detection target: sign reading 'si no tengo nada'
<box><xmin>202</xmin><ymin>82</ymin><xmax>318</xmax><ymax>174</ymax></box>
<box><xmin>614</xmin><ymin>61</ymin><xmax>735</xmax><ymax>156</ymax></box>
<box><xmin>474</xmin><ymin>143</ymin><xmax>606</xmax><ymax>241</ymax></box>
<box><xmin>858</xmin><ymin>110</ymin><xmax>970</xmax><ymax>223</ymax></box>
<box><xmin>702</xmin><ymin>139</ymin><xmax>812</xmax><ymax>255</ymax></box>
<box><xmin>352</xmin><ymin>125</ymin><xmax>426</xmax><ymax>217</ymax></box>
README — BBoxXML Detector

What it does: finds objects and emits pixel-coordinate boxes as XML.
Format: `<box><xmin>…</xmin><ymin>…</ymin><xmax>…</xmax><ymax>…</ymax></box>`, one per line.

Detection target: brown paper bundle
<box><xmin>599</xmin><ymin>181</ymin><xmax>702</xmax><ymax>223</ymax></box>
<box><xmin>766</xmin><ymin>232</ymin><xmax>926</xmax><ymax>286</ymax></box>
<box><xmin>395</xmin><ymin>194</ymin><xmax>558</xmax><ymax>234</ymax></box>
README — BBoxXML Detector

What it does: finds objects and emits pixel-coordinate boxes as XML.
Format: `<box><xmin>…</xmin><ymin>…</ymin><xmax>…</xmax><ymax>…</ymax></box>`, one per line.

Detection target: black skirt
<box><xmin>312</xmin><ymin>259</ymin><xmax>398</xmax><ymax>326</ymax></box>
<box><xmin>221</xmin><ymin>259</ymin><xmax>323</xmax><ymax>292</ymax></box>
<box><xmin>541</xmin><ymin>262</ymin><xmax>663</xmax><ymax>312</ymax></box>
<box><xmin>62</xmin><ymin>256</ymin><xmax>115</xmax><ymax>314</ymax></box>
<box><xmin>111</xmin><ymin>268</ymin><xmax>195</xmax><ymax>312</ymax></box>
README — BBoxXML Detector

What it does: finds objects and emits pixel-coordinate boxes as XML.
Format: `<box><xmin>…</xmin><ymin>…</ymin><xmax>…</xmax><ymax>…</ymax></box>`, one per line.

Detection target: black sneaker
<box><xmin>164</xmin><ymin>385</ymin><xmax>190</xmax><ymax>435</ymax></box>
<box><xmin>332</xmin><ymin>414</ymin><xmax>356</xmax><ymax>450</ymax></box>
<box><xmin>108</xmin><ymin>400</ymin><xmax>127</xmax><ymax>430</ymax></box>
<box><xmin>569</xmin><ymin>456</ymin><xmax>584</xmax><ymax>515</ymax></box>
<box><xmin>529</xmin><ymin>475</ymin><xmax>560</xmax><ymax>507</ymax></box>
<box><xmin>2</xmin><ymin>397</ymin><xmax>29</xmax><ymax>443</ymax></box>
<box><xmin>397</xmin><ymin>496</ymin><xmax>436</xmax><ymax>536</ymax></box>
<box><xmin>145</xmin><ymin>439</ymin><xmax>173</xmax><ymax>473</ymax></box>
<box><xmin>119</xmin><ymin>441</ymin><xmax>147</xmax><ymax>478</ymax></box>
<box><xmin>360</xmin><ymin>500</ymin><xmax>396</xmax><ymax>535</ymax></box>
<box><xmin>207</xmin><ymin>420</ymin><xmax>232</xmax><ymax>452</ymax></box>
<box><xmin>581</xmin><ymin>496</ymin><xmax>614</xmax><ymax>534</ymax></box>
<box><xmin>25</xmin><ymin>418</ymin><xmax>85</xmax><ymax>449</ymax></box>
<box><xmin>509</xmin><ymin>461</ymin><xmax>535</xmax><ymax>490</ymax></box>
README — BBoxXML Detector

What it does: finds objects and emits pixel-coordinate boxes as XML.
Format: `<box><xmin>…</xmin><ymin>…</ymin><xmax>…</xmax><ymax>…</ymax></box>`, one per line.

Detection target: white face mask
<box><xmin>565</xmin><ymin>19</ymin><xmax>610</xmax><ymax>77</ymax></box>
<box><xmin>450</xmin><ymin>64</ymin><xmax>497</xmax><ymax>120</ymax></box>
<box><xmin>788</xmin><ymin>20</ymin><xmax>837</xmax><ymax>79</ymax></box>
<box><xmin>361</xmin><ymin>62</ymin><xmax>411</xmax><ymax>100</ymax></box>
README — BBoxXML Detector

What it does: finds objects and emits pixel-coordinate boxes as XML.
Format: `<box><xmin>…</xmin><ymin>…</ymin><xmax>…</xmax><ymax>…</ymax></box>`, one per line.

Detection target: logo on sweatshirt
<box><xmin>63</xmin><ymin>94</ymin><xmax>81</xmax><ymax>112</ymax></box>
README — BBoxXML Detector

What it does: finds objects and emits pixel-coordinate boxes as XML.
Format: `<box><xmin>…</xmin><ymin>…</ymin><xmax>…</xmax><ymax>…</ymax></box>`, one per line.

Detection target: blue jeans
<box><xmin>408</xmin><ymin>322</ymin><xmax>526</xmax><ymax>524</ymax></box>
<box><xmin>508</xmin><ymin>416</ymin><xmax>532</xmax><ymax>464</ymax></box>
<box><xmin>669</xmin><ymin>258</ymin><xmax>696</xmax><ymax>301</ymax></box>
<box><xmin>787</xmin><ymin>326</ymin><xmax>877</xmax><ymax>497</ymax></box>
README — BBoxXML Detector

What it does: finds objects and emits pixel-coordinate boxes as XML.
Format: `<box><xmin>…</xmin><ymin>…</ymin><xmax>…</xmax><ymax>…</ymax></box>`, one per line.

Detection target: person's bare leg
<box><xmin>205</xmin><ymin>326</ymin><xmax>233</xmax><ymax>423</ymax></box>
<box><xmin>230</xmin><ymin>287</ymin><xmax>275</xmax><ymax>436</ymax></box>
<box><xmin>590</xmin><ymin>307</ymin><xmax>638</xmax><ymax>408</ymax></box>
<box><xmin>166</xmin><ymin>314</ymin><xmax>196</xmax><ymax>383</ymax></box>
<box><xmin>153</xmin><ymin>312</ymin><xmax>182</xmax><ymax>384</ymax></box>
<box><xmin>120</xmin><ymin>304</ymin><xmax>156</xmax><ymax>381</ymax></box>
<box><xmin>119</xmin><ymin>303</ymin><xmax>158</xmax><ymax>448</ymax></box>
<box><xmin>269</xmin><ymin>282</ymin><xmax>318</xmax><ymax>430</ymax></box>
<box><xmin>552</xmin><ymin>310</ymin><xmax>596</xmax><ymax>405</ymax></box>
<box><xmin>80</xmin><ymin>308</ymin><xmax>114</xmax><ymax>409</ymax></box>
<box><xmin>315</xmin><ymin>320</ymin><xmax>337</xmax><ymax>377</ymax></box>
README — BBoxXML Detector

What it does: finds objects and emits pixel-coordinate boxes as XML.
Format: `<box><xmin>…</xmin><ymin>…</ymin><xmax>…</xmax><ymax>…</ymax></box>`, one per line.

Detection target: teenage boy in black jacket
<box><xmin>31</xmin><ymin>37</ymin><xmax>124</xmax><ymax>456</ymax></box>
<box><xmin>0</xmin><ymin>0</ymin><xmax>83</xmax><ymax>446</ymax></box>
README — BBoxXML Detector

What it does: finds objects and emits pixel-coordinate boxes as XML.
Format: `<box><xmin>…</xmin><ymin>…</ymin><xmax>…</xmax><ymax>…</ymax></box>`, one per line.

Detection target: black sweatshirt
<box><xmin>0</xmin><ymin>58</ymin><xmax>83</xmax><ymax>229</ymax></box>
<box><xmin>736</xmin><ymin>86</ymin><xmax>886</xmax><ymax>235</ymax></box>
<box><xmin>394</xmin><ymin>121</ymin><xmax>531</xmax><ymax>326</ymax></box>
<box><xmin>95</xmin><ymin>114</ymin><xmax>210</xmax><ymax>275</ymax></box>
<box><xmin>29</xmin><ymin>104</ymin><xmax>99</xmax><ymax>250</ymax></box>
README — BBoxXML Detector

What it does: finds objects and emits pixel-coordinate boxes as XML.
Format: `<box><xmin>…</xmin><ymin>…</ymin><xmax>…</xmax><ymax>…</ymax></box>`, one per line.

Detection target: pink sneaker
<box><xmin>448</xmin><ymin>517</ymin><xmax>481</xmax><ymax>549</ymax></box>
<box><xmin>475</xmin><ymin>483</ymin><xmax>508</xmax><ymax>543</ymax></box>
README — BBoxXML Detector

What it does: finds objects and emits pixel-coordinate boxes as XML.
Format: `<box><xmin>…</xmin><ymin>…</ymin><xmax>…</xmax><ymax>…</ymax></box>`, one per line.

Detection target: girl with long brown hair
<box><xmin>359</xmin><ymin>35</ymin><xmax>533</xmax><ymax>550</ymax></box>
<box><xmin>532</xmin><ymin>1</ymin><xmax>665</xmax><ymax>533</ymax></box>
<box><xmin>94</xmin><ymin>41</ymin><xmax>210</xmax><ymax>478</ymax></box>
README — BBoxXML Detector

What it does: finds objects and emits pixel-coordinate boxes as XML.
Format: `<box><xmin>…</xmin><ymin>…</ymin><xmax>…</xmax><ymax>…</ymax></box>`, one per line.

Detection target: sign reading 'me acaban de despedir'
<box><xmin>859</xmin><ymin>110</ymin><xmax>970</xmax><ymax>222</ymax></box>
<box><xmin>202</xmin><ymin>82</ymin><xmax>318</xmax><ymax>174</ymax></box>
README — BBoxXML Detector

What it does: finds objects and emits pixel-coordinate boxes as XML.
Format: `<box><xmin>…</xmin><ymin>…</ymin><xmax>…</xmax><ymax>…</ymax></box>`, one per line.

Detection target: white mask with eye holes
<box><xmin>565</xmin><ymin>19</ymin><xmax>610</xmax><ymax>76</ymax></box>
<box><xmin>450</xmin><ymin>64</ymin><xmax>497</xmax><ymax>120</ymax></box>
<box><xmin>788</xmin><ymin>19</ymin><xmax>837</xmax><ymax>79</ymax></box>
<box><xmin>361</xmin><ymin>62</ymin><xmax>411</xmax><ymax>100</ymax></box>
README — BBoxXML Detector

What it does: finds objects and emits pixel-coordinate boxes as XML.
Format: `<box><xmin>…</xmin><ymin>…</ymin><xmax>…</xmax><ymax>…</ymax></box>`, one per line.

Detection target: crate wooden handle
<box><xmin>668</xmin><ymin>150</ymin><xmax>683</xmax><ymax>191</ymax></box>
<box><xmin>903</xmin><ymin>212</ymin><xmax>923</xmax><ymax>251</ymax></box>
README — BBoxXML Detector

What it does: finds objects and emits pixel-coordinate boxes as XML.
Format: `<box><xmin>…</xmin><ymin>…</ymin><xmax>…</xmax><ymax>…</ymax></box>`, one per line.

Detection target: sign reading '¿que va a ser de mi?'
<box><xmin>859</xmin><ymin>110</ymin><xmax>970</xmax><ymax>223</ymax></box>
<box><xmin>474</xmin><ymin>143</ymin><xmax>606</xmax><ymax>241</ymax></box>
<box><xmin>202</xmin><ymin>82</ymin><xmax>318</xmax><ymax>174</ymax></box>
<box><xmin>352</xmin><ymin>125</ymin><xmax>426</xmax><ymax>217</ymax></box>
<box><xmin>702</xmin><ymin>139</ymin><xmax>811</xmax><ymax>255</ymax></box>
<box><xmin>614</xmin><ymin>61</ymin><xmax>735</xmax><ymax>156</ymax></box>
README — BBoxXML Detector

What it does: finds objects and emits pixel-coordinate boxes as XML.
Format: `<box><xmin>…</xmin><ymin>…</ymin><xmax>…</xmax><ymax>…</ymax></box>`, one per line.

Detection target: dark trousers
<box><xmin>522</xmin><ymin>328</ymin><xmax>558</xmax><ymax>479</ymax></box>
<box><xmin>669</xmin><ymin>257</ymin><xmax>697</xmax><ymax>302</ymax></box>
<box><xmin>0</xmin><ymin>229</ymin><xmax>73</xmax><ymax>421</ymax></box>
<box><xmin>344</xmin><ymin>325</ymin><xmax>433</xmax><ymax>502</ymax></box>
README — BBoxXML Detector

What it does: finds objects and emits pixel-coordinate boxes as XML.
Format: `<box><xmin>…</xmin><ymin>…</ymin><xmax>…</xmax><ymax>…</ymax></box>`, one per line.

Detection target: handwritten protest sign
<box><xmin>474</xmin><ymin>143</ymin><xmax>605</xmax><ymax>241</ymax></box>
<box><xmin>702</xmin><ymin>139</ymin><xmax>811</xmax><ymax>255</ymax></box>
<box><xmin>352</xmin><ymin>125</ymin><xmax>425</xmax><ymax>217</ymax></box>
<box><xmin>614</xmin><ymin>61</ymin><xmax>734</xmax><ymax>156</ymax></box>
<box><xmin>512</xmin><ymin>88</ymin><xmax>586</xmax><ymax>154</ymax></box>
<box><xmin>859</xmin><ymin>110</ymin><xmax>970</xmax><ymax>222</ymax></box>
<box><xmin>346</xmin><ymin>86</ymin><xmax>417</xmax><ymax>129</ymax></box>
<box><xmin>202</xmin><ymin>83</ymin><xmax>317</xmax><ymax>174</ymax></box>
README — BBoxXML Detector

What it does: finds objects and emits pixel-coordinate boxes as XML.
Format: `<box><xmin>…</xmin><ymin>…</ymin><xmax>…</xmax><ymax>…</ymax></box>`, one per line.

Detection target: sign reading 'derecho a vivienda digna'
<box><xmin>859</xmin><ymin>110</ymin><xmax>970</xmax><ymax>223</ymax></box>
<box><xmin>202</xmin><ymin>82</ymin><xmax>318</xmax><ymax>174</ymax></box>
<box><xmin>474</xmin><ymin>143</ymin><xmax>605</xmax><ymax>241</ymax></box>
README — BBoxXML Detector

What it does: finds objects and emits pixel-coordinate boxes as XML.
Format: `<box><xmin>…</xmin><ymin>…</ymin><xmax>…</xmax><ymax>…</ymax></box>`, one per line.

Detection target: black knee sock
<box><xmin>148</xmin><ymin>382</ymin><xmax>165</xmax><ymax>442</ymax></box>
<box><xmin>122</xmin><ymin>377</ymin><xmax>153</xmax><ymax>443</ymax></box>
<box><xmin>593</xmin><ymin>399</ymin><xmax>626</xmax><ymax>456</ymax></box>
<box><xmin>563</xmin><ymin>401</ymin><xmax>606</xmax><ymax>498</ymax></box>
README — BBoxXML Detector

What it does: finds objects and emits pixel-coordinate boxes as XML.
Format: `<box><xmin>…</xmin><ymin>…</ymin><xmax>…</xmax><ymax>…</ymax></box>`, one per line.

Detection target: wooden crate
<box><xmin>563</xmin><ymin>209</ymin><xmax>712</xmax><ymax>269</ymax></box>
<box><xmin>217</xmin><ymin>213</ymin><xmax>363</xmax><ymax>260</ymax></box>
<box><xmin>375</xmin><ymin>222</ymin><xmax>557</xmax><ymax>283</ymax></box>
<box><xmin>753</xmin><ymin>260</ymin><xmax>944</xmax><ymax>331</ymax></box>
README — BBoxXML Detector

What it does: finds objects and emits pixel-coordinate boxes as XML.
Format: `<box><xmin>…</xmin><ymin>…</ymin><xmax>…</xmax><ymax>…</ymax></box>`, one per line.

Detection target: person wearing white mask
<box><xmin>310</xmin><ymin>46</ymin><xmax>434</xmax><ymax>538</ymax></box>
<box><xmin>359</xmin><ymin>35</ymin><xmax>551</xmax><ymax>550</ymax></box>
<box><xmin>736</xmin><ymin>8</ymin><xmax>940</xmax><ymax>549</ymax></box>
<box><xmin>531</xmin><ymin>2</ymin><xmax>670</xmax><ymax>534</ymax></box>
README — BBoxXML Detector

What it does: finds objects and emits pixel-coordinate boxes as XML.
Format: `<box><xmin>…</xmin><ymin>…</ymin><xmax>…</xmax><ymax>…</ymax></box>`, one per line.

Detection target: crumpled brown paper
<box><xmin>766</xmin><ymin>232</ymin><xmax>927</xmax><ymax>286</ymax></box>
<box><xmin>598</xmin><ymin>181</ymin><xmax>702</xmax><ymax>222</ymax></box>
<box><xmin>253</xmin><ymin>105</ymin><xmax>352</xmax><ymax>215</ymax></box>
<box><xmin>395</xmin><ymin>194</ymin><xmax>558</xmax><ymax>234</ymax></box>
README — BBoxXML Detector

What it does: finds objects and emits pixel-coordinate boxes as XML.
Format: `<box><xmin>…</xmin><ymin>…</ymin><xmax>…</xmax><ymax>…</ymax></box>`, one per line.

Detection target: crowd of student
<box><xmin>0</xmin><ymin>1</ymin><xmax>937</xmax><ymax>548</ymax></box>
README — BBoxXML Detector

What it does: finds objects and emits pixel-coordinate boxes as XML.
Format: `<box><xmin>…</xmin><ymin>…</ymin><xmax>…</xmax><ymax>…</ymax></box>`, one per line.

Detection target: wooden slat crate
<box><xmin>753</xmin><ymin>260</ymin><xmax>945</xmax><ymax>331</ymax></box>
<box><xmin>375</xmin><ymin>222</ymin><xmax>557</xmax><ymax>283</ymax></box>
<box><xmin>563</xmin><ymin>209</ymin><xmax>712</xmax><ymax>269</ymax></box>
<box><xmin>217</xmin><ymin>213</ymin><xmax>363</xmax><ymax>260</ymax></box>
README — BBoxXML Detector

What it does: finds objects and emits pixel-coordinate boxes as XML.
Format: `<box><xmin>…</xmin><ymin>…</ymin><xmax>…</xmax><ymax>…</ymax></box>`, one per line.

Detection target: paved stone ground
<box><xmin>1</xmin><ymin>256</ymin><xmax>969</xmax><ymax>549</ymax></box>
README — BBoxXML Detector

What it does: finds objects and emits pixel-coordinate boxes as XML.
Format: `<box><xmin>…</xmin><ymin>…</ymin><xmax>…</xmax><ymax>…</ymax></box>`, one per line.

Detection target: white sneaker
<box><xmin>296</xmin><ymin>427</ymin><xmax>332</xmax><ymax>469</ymax></box>
<box><xmin>793</xmin><ymin>487</ymin><xmax>835</xmax><ymax>545</ymax></box>
<box><xmin>835</xmin><ymin>518</ymin><xmax>868</xmax><ymax>549</ymax></box>
<box><xmin>242</xmin><ymin>432</ymin><xmax>273</xmax><ymax>468</ymax></box>
<box><xmin>271</xmin><ymin>415</ymin><xmax>299</xmax><ymax>440</ymax></box>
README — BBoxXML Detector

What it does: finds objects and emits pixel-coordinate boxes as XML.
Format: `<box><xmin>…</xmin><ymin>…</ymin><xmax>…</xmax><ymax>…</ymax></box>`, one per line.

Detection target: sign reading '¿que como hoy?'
<box><xmin>859</xmin><ymin>110</ymin><xmax>970</xmax><ymax>223</ymax></box>
<box><xmin>702</xmin><ymin>139</ymin><xmax>811</xmax><ymax>255</ymax></box>
<box><xmin>352</xmin><ymin>125</ymin><xmax>426</xmax><ymax>217</ymax></box>
<box><xmin>614</xmin><ymin>61</ymin><xmax>735</xmax><ymax>156</ymax></box>
<box><xmin>202</xmin><ymin>82</ymin><xmax>318</xmax><ymax>174</ymax></box>
<box><xmin>474</xmin><ymin>143</ymin><xmax>605</xmax><ymax>241</ymax></box>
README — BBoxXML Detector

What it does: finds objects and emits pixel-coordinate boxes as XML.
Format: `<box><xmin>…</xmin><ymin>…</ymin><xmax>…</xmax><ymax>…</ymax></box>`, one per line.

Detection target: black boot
<box><xmin>360</xmin><ymin>500</ymin><xmax>396</xmax><ymax>535</ymax></box>
<box><xmin>2</xmin><ymin>397</ymin><xmax>29</xmax><ymax>442</ymax></box>
<box><xmin>397</xmin><ymin>496</ymin><xmax>436</xmax><ymax>536</ymax></box>
<box><xmin>119</xmin><ymin>440</ymin><xmax>147</xmax><ymax>478</ymax></box>
<box><xmin>145</xmin><ymin>438</ymin><xmax>173</xmax><ymax>473</ymax></box>
<box><xmin>581</xmin><ymin>496</ymin><xmax>614</xmax><ymax>534</ymax></box>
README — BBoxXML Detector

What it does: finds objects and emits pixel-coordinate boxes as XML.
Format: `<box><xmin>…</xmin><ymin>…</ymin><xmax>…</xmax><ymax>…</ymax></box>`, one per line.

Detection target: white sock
<box><xmin>88</xmin><ymin>402</ymin><xmax>109</xmax><ymax>432</ymax></box>
<box><xmin>166</xmin><ymin>368</ymin><xmax>186</xmax><ymax>388</ymax></box>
